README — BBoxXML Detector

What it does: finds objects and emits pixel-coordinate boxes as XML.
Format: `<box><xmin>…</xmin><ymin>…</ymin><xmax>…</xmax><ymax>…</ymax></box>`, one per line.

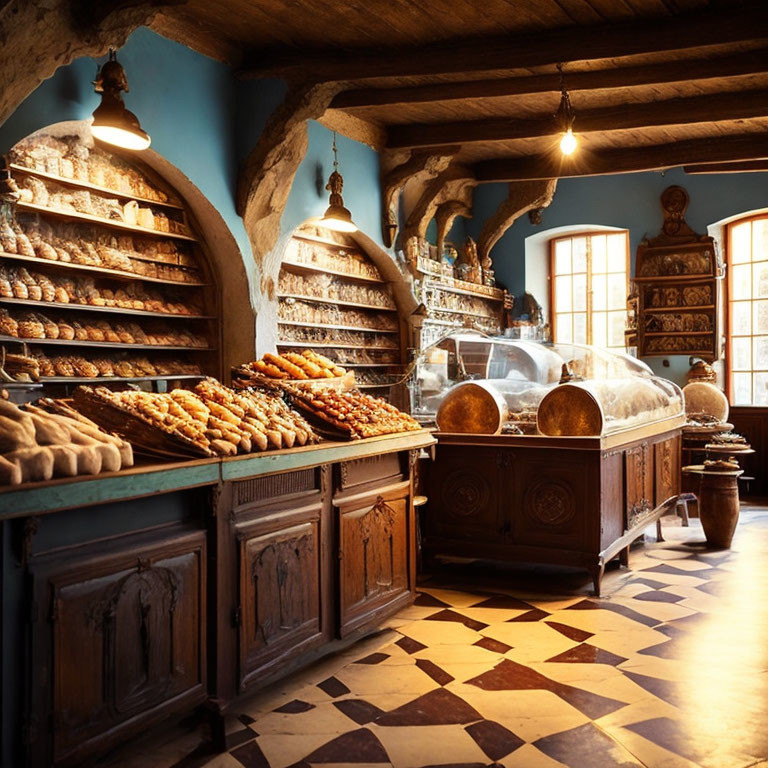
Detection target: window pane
<box><xmin>555</xmin><ymin>275</ymin><xmax>572</xmax><ymax>312</ymax></box>
<box><xmin>732</xmin><ymin>337</ymin><xmax>751</xmax><ymax>371</ymax></box>
<box><xmin>754</xmin><ymin>336</ymin><xmax>768</xmax><ymax>370</ymax></box>
<box><xmin>731</xmin><ymin>221</ymin><xmax>751</xmax><ymax>264</ymax></box>
<box><xmin>732</xmin><ymin>264</ymin><xmax>751</xmax><ymax>300</ymax></box>
<box><xmin>754</xmin><ymin>262</ymin><xmax>768</xmax><ymax>298</ymax></box>
<box><xmin>592</xmin><ymin>312</ymin><xmax>607</xmax><ymax>348</ymax></box>
<box><xmin>607</xmin><ymin>234</ymin><xmax>626</xmax><ymax>272</ymax></box>
<box><xmin>573</xmin><ymin>313</ymin><xmax>587</xmax><ymax>344</ymax></box>
<box><xmin>554</xmin><ymin>239</ymin><xmax>571</xmax><ymax>275</ymax></box>
<box><xmin>732</xmin><ymin>373</ymin><xmax>751</xmax><ymax>404</ymax></box>
<box><xmin>607</xmin><ymin>274</ymin><xmax>626</xmax><ymax>311</ymax></box>
<box><xmin>592</xmin><ymin>235</ymin><xmax>607</xmax><ymax>274</ymax></box>
<box><xmin>732</xmin><ymin>301</ymin><xmax>751</xmax><ymax>335</ymax></box>
<box><xmin>557</xmin><ymin>313</ymin><xmax>572</xmax><ymax>343</ymax></box>
<box><xmin>753</xmin><ymin>219</ymin><xmax>768</xmax><ymax>261</ymax></box>
<box><xmin>572</xmin><ymin>237</ymin><xmax>588</xmax><ymax>273</ymax></box>
<box><xmin>592</xmin><ymin>274</ymin><xmax>607</xmax><ymax>311</ymax></box>
<box><xmin>573</xmin><ymin>273</ymin><xmax>587</xmax><ymax>311</ymax></box>
<box><xmin>754</xmin><ymin>300</ymin><xmax>768</xmax><ymax>334</ymax></box>
<box><xmin>754</xmin><ymin>372</ymin><xmax>768</xmax><ymax>406</ymax></box>
<box><xmin>608</xmin><ymin>311</ymin><xmax>625</xmax><ymax>347</ymax></box>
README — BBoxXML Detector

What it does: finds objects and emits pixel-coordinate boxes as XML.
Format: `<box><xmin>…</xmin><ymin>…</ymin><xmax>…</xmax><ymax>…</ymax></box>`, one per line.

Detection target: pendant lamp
<box><xmin>556</xmin><ymin>63</ymin><xmax>578</xmax><ymax>156</ymax></box>
<box><xmin>320</xmin><ymin>132</ymin><xmax>356</xmax><ymax>233</ymax></box>
<box><xmin>91</xmin><ymin>50</ymin><xmax>151</xmax><ymax>151</ymax></box>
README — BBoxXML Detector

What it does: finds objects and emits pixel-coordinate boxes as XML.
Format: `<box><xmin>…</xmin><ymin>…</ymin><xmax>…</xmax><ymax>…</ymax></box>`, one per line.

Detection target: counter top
<box><xmin>0</xmin><ymin>429</ymin><xmax>436</xmax><ymax>519</ymax></box>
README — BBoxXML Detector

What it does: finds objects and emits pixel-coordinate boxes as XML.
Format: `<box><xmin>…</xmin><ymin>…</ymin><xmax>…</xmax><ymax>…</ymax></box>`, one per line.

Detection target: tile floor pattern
<box><xmin>101</xmin><ymin>505</ymin><xmax>768</xmax><ymax>768</ymax></box>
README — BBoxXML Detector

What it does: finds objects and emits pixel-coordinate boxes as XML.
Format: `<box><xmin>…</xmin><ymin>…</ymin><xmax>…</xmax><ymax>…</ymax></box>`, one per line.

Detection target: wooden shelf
<box><xmin>643</xmin><ymin>331</ymin><xmax>712</xmax><ymax>337</ymax></box>
<box><xmin>276</xmin><ymin>341</ymin><xmax>399</xmax><ymax>351</ymax></box>
<box><xmin>10</xmin><ymin>164</ymin><xmax>184</xmax><ymax>211</ymax></box>
<box><xmin>644</xmin><ymin>305</ymin><xmax>716</xmax><ymax>313</ymax></box>
<box><xmin>278</xmin><ymin>319</ymin><xmax>397</xmax><ymax>334</ymax></box>
<box><xmin>38</xmin><ymin>374</ymin><xmax>204</xmax><ymax>384</ymax></box>
<box><xmin>278</xmin><ymin>293</ymin><xmax>397</xmax><ymax>312</ymax></box>
<box><xmin>427</xmin><ymin>305</ymin><xmax>498</xmax><ymax>319</ymax></box>
<box><xmin>16</xmin><ymin>201</ymin><xmax>197</xmax><ymax>242</ymax></box>
<box><xmin>424</xmin><ymin>279</ymin><xmax>504</xmax><ymax>302</ymax></box>
<box><xmin>293</xmin><ymin>232</ymin><xmax>362</xmax><ymax>251</ymax></box>
<box><xmin>0</xmin><ymin>334</ymin><xmax>215</xmax><ymax>352</ymax></box>
<box><xmin>0</xmin><ymin>297</ymin><xmax>215</xmax><ymax>320</ymax></box>
<box><xmin>0</xmin><ymin>252</ymin><xmax>208</xmax><ymax>287</ymax></box>
<box><xmin>344</xmin><ymin>362</ymin><xmax>402</xmax><ymax>368</ymax></box>
<box><xmin>281</xmin><ymin>259</ymin><xmax>384</xmax><ymax>284</ymax></box>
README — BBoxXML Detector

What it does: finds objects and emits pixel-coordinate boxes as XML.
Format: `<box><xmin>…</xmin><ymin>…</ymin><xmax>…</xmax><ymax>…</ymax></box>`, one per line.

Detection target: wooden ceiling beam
<box><xmin>332</xmin><ymin>49</ymin><xmax>768</xmax><ymax>109</ymax></box>
<box><xmin>684</xmin><ymin>160</ymin><xmax>768</xmax><ymax>174</ymax></box>
<box><xmin>474</xmin><ymin>134</ymin><xmax>768</xmax><ymax>182</ymax></box>
<box><xmin>240</xmin><ymin>3</ymin><xmax>768</xmax><ymax>82</ymax></box>
<box><xmin>386</xmin><ymin>87</ymin><xmax>768</xmax><ymax>149</ymax></box>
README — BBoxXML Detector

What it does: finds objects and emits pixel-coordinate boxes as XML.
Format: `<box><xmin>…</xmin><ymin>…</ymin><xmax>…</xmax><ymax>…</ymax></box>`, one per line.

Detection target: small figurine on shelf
<box><xmin>458</xmin><ymin>237</ymin><xmax>482</xmax><ymax>284</ymax></box>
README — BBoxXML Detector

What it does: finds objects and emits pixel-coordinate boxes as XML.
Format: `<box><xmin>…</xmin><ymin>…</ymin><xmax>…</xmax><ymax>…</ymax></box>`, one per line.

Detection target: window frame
<box><xmin>548</xmin><ymin>229</ymin><xmax>630</xmax><ymax>350</ymax></box>
<box><xmin>725</xmin><ymin>212</ymin><xmax>768</xmax><ymax>407</ymax></box>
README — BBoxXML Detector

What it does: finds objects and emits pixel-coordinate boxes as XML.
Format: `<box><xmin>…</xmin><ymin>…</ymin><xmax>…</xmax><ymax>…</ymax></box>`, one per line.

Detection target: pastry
<box><xmin>0</xmin><ymin>309</ymin><xmax>19</xmax><ymax>336</ymax></box>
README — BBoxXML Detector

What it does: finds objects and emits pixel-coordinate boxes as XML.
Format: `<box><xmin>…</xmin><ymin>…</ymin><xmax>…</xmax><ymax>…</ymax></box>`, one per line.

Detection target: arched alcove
<box><xmin>2</xmin><ymin>120</ymin><xmax>254</xmax><ymax>379</ymax></box>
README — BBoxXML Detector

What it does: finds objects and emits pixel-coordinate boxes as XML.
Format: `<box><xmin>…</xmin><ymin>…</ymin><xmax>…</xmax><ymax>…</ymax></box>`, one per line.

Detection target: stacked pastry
<box><xmin>73</xmin><ymin>378</ymin><xmax>318</xmax><ymax>458</ymax></box>
<box><xmin>237</xmin><ymin>350</ymin><xmax>346</xmax><ymax>381</ymax></box>
<box><xmin>2</xmin><ymin>215</ymin><xmax>201</xmax><ymax>284</ymax></box>
<box><xmin>0</xmin><ymin>307</ymin><xmax>208</xmax><ymax>348</ymax></box>
<box><xmin>0</xmin><ymin>396</ymin><xmax>133</xmax><ymax>486</ymax></box>
<box><xmin>0</xmin><ymin>265</ymin><xmax>203</xmax><ymax>315</ymax></box>
<box><xmin>28</xmin><ymin>351</ymin><xmax>201</xmax><ymax>380</ymax></box>
<box><xmin>284</xmin><ymin>385</ymin><xmax>421</xmax><ymax>439</ymax></box>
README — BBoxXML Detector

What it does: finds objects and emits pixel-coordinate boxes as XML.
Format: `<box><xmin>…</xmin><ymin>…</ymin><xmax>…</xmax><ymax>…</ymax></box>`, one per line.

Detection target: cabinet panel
<box><xmin>32</xmin><ymin>532</ymin><xmax>206</xmax><ymax>767</ymax></box>
<box><xmin>655</xmin><ymin>434</ymin><xmax>681</xmax><ymax>506</ymax></box>
<box><xmin>428</xmin><ymin>448</ymin><xmax>502</xmax><ymax>541</ymax></box>
<box><xmin>625</xmin><ymin>442</ymin><xmax>654</xmax><ymax>530</ymax></box>
<box><xmin>238</xmin><ymin>517</ymin><xmax>322</xmax><ymax>690</ymax></box>
<box><xmin>339</xmin><ymin>496</ymin><xmax>409</xmax><ymax>637</ymax></box>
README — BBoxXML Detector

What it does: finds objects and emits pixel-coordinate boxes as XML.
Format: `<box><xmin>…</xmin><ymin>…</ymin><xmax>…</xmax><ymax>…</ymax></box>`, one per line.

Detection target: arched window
<box><xmin>727</xmin><ymin>214</ymin><xmax>768</xmax><ymax>405</ymax></box>
<box><xmin>550</xmin><ymin>230</ymin><xmax>629</xmax><ymax>351</ymax></box>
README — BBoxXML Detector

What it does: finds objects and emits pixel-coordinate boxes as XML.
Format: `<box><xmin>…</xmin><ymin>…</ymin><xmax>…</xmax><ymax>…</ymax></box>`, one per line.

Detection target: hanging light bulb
<box><xmin>91</xmin><ymin>49</ymin><xmax>151</xmax><ymax>151</ymax></box>
<box><xmin>556</xmin><ymin>63</ymin><xmax>578</xmax><ymax>157</ymax></box>
<box><xmin>320</xmin><ymin>132</ymin><xmax>356</xmax><ymax>233</ymax></box>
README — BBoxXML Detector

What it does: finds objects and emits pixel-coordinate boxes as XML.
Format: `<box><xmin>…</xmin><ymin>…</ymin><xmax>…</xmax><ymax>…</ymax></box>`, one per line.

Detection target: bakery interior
<box><xmin>1</xmin><ymin>2</ymin><xmax>768</xmax><ymax>767</ymax></box>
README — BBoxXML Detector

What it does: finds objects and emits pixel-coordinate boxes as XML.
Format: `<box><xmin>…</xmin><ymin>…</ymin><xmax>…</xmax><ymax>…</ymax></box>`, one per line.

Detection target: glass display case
<box><xmin>410</xmin><ymin>331</ymin><xmax>683</xmax><ymax>437</ymax></box>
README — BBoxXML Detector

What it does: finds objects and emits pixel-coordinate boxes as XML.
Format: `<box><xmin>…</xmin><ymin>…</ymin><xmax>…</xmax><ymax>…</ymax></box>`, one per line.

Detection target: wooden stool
<box><xmin>738</xmin><ymin>475</ymin><xmax>755</xmax><ymax>495</ymax></box>
<box><xmin>676</xmin><ymin>493</ymin><xmax>696</xmax><ymax>526</ymax></box>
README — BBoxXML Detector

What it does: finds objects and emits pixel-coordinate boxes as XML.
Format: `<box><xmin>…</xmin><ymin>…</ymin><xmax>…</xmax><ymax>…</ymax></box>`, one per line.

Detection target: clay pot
<box><xmin>698</xmin><ymin>472</ymin><xmax>741</xmax><ymax>548</ymax></box>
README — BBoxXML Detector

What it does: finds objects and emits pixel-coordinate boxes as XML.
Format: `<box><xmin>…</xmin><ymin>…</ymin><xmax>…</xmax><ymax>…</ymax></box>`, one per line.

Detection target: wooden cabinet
<box><xmin>426</xmin><ymin>427</ymin><xmax>682</xmax><ymax>595</ymax></box>
<box><xmin>28</xmin><ymin>526</ymin><xmax>206</xmax><ymax>767</ymax></box>
<box><xmin>337</xmin><ymin>489</ymin><xmax>410</xmax><ymax>637</ymax></box>
<box><xmin>237</xmin><ymin>506</ymin><xmax>324</xmax><ymax>691</ymax></box>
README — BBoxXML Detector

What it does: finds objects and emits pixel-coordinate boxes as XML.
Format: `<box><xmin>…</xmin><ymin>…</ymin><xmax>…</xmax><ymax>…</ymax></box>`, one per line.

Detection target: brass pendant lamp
<box><xmin>320</xmin><ymin>132</ymin><xmax>356</xmax><ymax>233</ymax></box>
<box><xmin>557</xmin><ymin>62</ymin><xmax>578</xmax><ymax>156</ymax></box>
<box><xmin>91</xmin><ymin>49</ymin><xmax>151</xmax><ymax>151</ymax></box>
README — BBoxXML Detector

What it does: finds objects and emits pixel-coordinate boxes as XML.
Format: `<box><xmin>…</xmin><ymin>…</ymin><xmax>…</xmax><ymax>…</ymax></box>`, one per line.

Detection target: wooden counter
<box><xmin>1</xmin><ymin>429</ymin><xmax>435</xmax><ymax>768</ymax></box>
<box><xmin>424</xmin><ymin>418</ymin><xmax>682</xmax><ymax>596</ymax></box>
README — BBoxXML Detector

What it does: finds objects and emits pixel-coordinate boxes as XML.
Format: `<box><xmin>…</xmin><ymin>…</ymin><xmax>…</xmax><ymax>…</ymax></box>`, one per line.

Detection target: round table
<box><xmin>682</xmin><ymin>464</ymin><xmax>743</xmax><ymax>548</ymax></box>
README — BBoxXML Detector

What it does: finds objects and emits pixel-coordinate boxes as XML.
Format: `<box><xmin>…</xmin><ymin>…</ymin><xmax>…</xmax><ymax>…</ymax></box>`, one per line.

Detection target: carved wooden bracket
<box><xmin>380</xmin><ymin>148</ymin><xmax>458</xmax><ymax>248</ymax></box>
<box><xmin>398</xmin><ymin>163</ymin><xmax>476</xmax><ymax>251</ymax></box>
<box><xmin>435</xmin><ymin>199</ymin><xmax>472</xmax><ymax>257</ymax></box>
<box><xmin>477</xmin><ymin>178</ymin><xmax>557</xmax><ymax>267</ymax></box>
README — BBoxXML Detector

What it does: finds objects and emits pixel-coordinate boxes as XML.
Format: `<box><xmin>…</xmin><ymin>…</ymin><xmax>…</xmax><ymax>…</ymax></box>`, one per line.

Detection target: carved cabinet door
<box><xmin>655</xmin><ymin>434</ymin><xmax>681</xmax><ymax>507</ymax></box>
<box><xmin>30</xmin><ymin>529</ymin><xmax>206</xmax><ymax>767</ymax></box>
<box><xmin>625</xmin><ymin>442</ymin><xmax>655</xmax><ymax>531</ymax></box>
<box><xmin>338</xmin><ymin>493</ymin><xmax>409</xmax><ymax>638</ymax></box>
<box><xmin>238</xmin><ymin>512</ymin><xmax>322</xmax><ymax>691</ymax></box>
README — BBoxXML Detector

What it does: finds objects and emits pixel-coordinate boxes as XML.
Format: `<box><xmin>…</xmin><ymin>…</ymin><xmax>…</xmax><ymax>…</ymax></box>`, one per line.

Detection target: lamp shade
<box><xmin>90</xmin><ymin>51</ymin><xmax>150</xmax><ymax>151</ymax></box>
<box><xmin>320</xmin><ymin>168</ymin><xmax>356</xmax><ymax>232</ymax></box>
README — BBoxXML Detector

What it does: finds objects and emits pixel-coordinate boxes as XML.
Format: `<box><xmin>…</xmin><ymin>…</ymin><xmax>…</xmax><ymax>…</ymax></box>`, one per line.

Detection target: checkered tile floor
<box><xmin>100</xmin><ymin>504</ymin><xmax>768</xmax><ymax>768</ymax></box>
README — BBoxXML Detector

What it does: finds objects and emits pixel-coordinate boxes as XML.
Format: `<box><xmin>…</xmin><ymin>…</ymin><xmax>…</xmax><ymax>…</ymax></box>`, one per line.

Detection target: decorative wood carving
<box><xmin>477</xmin><ymin>179</ymin><xmax>557</xmax><ymax>265</ymax></box>
<box><xmin>435</xmin><ymin>199</ymin><xmax>472</xmax><ymax>257</ymax></box>
<box><xmin>441</xmin><ymin>469</ymin><xmax>491</xmax><ymax>519</ymax></box>
<box><xmin>398</xmin><ymin>163</ymin><xmax>476</xmax><ymax>251</ymax></box>
<box><xmin>380</xmin><ymin>149</ymin><xmax>458</xmax><ymax>247</ymax></box>
<box><xmin>234</xmin><ymin>469</ymin><xmax>316</xmax><ymax>508</ymax></box>
<box><xmin>524</xmin><ymin>481</ymin><xmax>575</xmax><ymax>527</ymax></box>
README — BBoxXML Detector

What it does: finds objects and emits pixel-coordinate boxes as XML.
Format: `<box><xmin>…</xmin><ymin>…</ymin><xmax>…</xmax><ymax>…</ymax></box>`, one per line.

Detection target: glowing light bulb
<box><xmin>560</xmin><ymin>128</ymin><xmax>578</xmax><ymax>156</ymax></box>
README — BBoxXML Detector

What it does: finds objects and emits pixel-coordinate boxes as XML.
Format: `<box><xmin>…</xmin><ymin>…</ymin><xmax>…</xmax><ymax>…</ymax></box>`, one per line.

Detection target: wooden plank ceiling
<box><xmin>156</xmin><ymin>0</ymin><xmax>768</xmax><ymax>181</ymax></box>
